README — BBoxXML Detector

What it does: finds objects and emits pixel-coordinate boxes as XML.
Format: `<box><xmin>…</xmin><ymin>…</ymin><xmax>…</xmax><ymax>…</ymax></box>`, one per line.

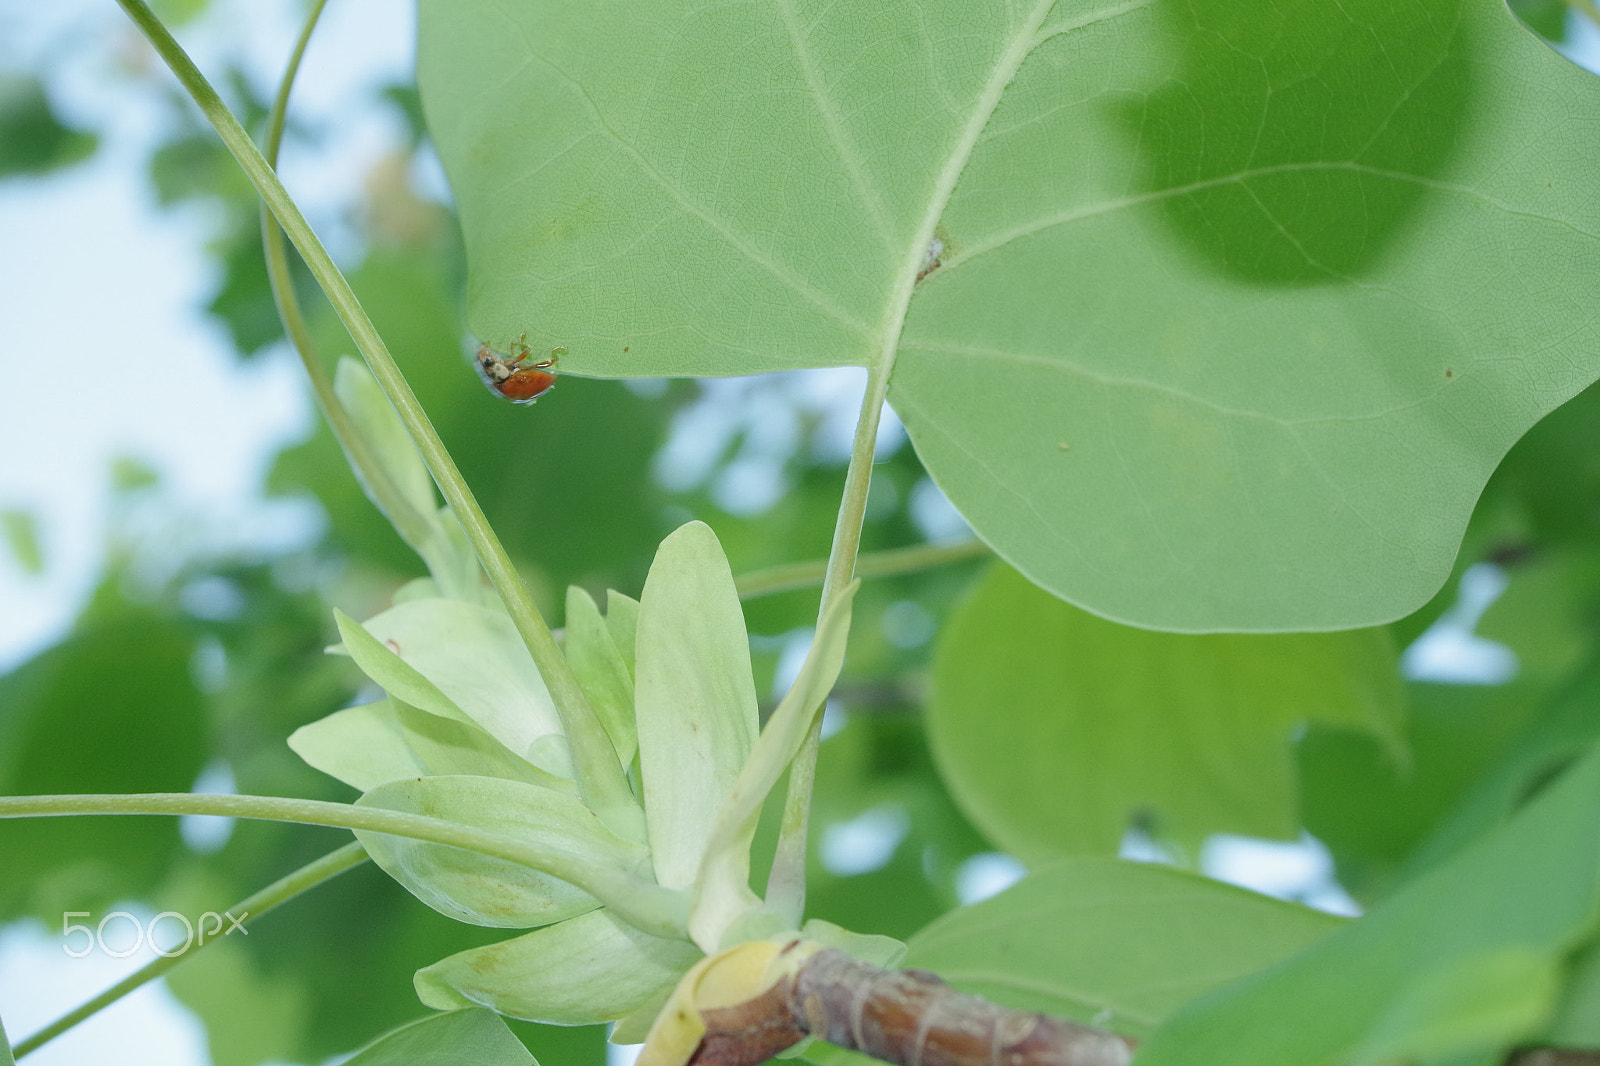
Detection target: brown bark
<box><xmin>685</xmin><ymin>945</ymin><xmax>1600</xmax><ymax>1066</ymax></box>
<box><xmin>690</xmin><ymin>945</ymin><xmax>1132</xmax><ymax>1066</ymax></box>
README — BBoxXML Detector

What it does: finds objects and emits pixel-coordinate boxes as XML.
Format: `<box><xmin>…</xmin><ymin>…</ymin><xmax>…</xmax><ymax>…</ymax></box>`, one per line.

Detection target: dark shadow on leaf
<box><xmin>1112</xmin><ymin>0</ymin><xmax>1476</xmax><ymax>285</ymax></box>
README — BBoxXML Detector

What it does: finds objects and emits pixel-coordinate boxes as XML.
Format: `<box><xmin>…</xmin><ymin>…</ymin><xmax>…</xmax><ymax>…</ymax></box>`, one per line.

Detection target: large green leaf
<box><xmin>928</xmin><ymin>564</ymin><xmax>1402</xmax><ymax>856</ymax></box>
<box><xmin>418</xmin><ymin>0</ymin><xmax>1600</xmax><ymax>630</ymax></box>
<box><xmin>1133</xmin><ymin>742</ymin><xmax>1600</xmax><ymax>1066</ymax></box>
<box><xmin>904</xmin><ymin>859</ymin><xmax>1342</xmax><ymax>1038</ymax></box>
<box><xmin>343</xmin><ymin>1009</ymin><xmax>535</xmax><ymax>1066</ymax></box>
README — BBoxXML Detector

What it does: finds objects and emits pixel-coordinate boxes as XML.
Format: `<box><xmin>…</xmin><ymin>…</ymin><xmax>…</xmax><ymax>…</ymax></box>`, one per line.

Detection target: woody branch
<box><xmin>684</xmin><ymin>948</ymin><xmax>1600</xmax><ymax>1066</ymax></box>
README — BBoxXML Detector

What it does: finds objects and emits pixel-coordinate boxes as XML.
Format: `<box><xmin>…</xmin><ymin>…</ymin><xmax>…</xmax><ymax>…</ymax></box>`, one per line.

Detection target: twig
<box><xmin>690</xmin><ymin>947</ymin><xmax>1133</xmax><ymax>1066</ymax></box>
<box><xmin>684</xmin><ymin>947</ymin><xmax>1600</xmax><ymax>1066</ymax></box>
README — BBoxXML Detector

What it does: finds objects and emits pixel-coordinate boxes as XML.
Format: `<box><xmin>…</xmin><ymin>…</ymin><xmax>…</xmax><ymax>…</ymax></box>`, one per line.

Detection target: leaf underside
<box><xmin>419</xmin><ymin>0</ymin><xmax>1600</xmax><ymax>631</ymax></box>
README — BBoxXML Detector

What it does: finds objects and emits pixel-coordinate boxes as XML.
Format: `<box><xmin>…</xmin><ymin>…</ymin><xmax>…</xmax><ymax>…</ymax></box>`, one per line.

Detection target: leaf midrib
<box><xmin>870</xmin><ymin>0</ymin><xmax>1067</xmax><ymax>375</ymax></box>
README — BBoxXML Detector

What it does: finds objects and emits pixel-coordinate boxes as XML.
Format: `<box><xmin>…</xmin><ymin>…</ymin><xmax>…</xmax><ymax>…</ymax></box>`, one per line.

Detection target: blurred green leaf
<box><xmin>1400</xmin><ymin>656</ymin><xmax>1600</xmax><ymax>882</ymax></box>
<box><xmin>1477</xmin><ymin>550</ymin><xmax>1600</xmax><ymax>687</ymax></box>
<box><xmin>1508</xmin><ymin>0</ymin><xmax>1570</xmax><ymax>40</ymax></box>
<box><xmin>0</xmin><ymin>75</ymin><xmax>96</xmax><ymax>177</ymax></box>
<box><xmin>0</xmin><ymin>509</ymin><xmax>42</xmax><ymax>575</ymax></box>
<box><xmin>905</xmin><ymin>859</ymin><xmax>1342</xmax><ymax>1038</ymax></box>
<box><xmin>1298</xmin><ymin>681</ymin><xmax>1544</xmax><ymax>902</ymax></box>
<box><xmin>0</xmin><ymin>598</ymin><xmax>206</xmax><ymax>918</ymax></box>
<box><xmin>342</xmin><ymin>1009</ymin><xmax>535</xmax><ymax>1066</ymax></box>
<box><xmin>635</xmin><ymin>521</ymin><xmax>759</xmax><ymax>889</ymax></box>
<box><xmin>1</xmin><ymin>1012</ymin><xmax>14</xmax><ymax>1066</ymax></box>
<box><xmin>803</xmin><ymin>712</ymin><xmax>988</xmax><ymax>941</ymax></box>
<box><xmin>148</xmin><ymin>0</ymin><xmax>210</xmax><ymax>27</ymax></box>
<box><xmin>1347</xmin><ymin>947</ymin><xmax>1560</xmax><ymax>1066</ymax></box>
<box><xmin>206</xmin><ymin>228</ymin><xmax>283</xmax><ymax>355</ymax></box>
<box><xmin>420</xmin><ymin>0</ymin><xmax>1600</xmax><ymax>631</ymax></box>
<box><xmin>415</xmin><ymin>908</ymin><xmax>701</xmax><ymax>1026</ymax></box>
<box><xmin>1546</xmin><ymin>936</ymin><xmax>1600</xmax><ymax>1046</ymax></box>
<box><xmin>929</xmin><ymin>563</ymin><xmax>1402</xmax><ymax>857</ymax></box>
<box><xmin>164</xmin><ymin>934</ymin><xmax>310</xmax><ymax>1066</ymax></box>
<box><xmin>109</xmin><ymin>456</ymin><xmax>160</xmax><ymax>492</ymax></box>
<box><xmin>1134</xmin><ymin>743</ymin><xmax>1600</xmax><ymax>1066</ymax></box>
<box><xmin>1482</xmin><ymin>380</ymin><xmax>1600</xmax><ymax>551</ymax></box>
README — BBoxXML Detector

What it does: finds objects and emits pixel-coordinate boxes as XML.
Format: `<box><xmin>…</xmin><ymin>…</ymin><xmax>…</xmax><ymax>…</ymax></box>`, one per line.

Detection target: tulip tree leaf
<box><xmin>904</xmin><ymin>859</ymin><xmax>1343</xmax><ymax>1038</ymax></box>
<box><xmin>418</xmin><ymin>0</ymin><xmax>1600</xmax><ymax>631</ymax></box>
<box><xmin>929</xmin><ymin>564</ymin><xmax>1403</xmax><ymax>856</ymax></box>
<box><xmin>634</xmin><ymin>522</ymin><xmax>760</xmax><ymax>889</ymax></box>
<box><xmin>1134</xmin><ymin>743</ymin><xmax>1600</xmax><ymax>1066</ymax></box>
<box><xmin>414</xmin><ymin>908</ymin><xmax>702</xmax><ymax>1026</ymax></box>
<box><xmin>356</xmin><ymin>775</ymin><xmax>649</xmax><ymax>928</ymax></box>
<box><xmin>342</xmin><ymin>1009</ymin><xmax>535</xmax><ymax>1066</ymax></box>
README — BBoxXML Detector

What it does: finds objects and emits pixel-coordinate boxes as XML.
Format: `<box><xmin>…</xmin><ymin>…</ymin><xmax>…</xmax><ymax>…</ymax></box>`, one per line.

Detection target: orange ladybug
<box><xmin>474</xmin><ymin>334</ymin><xmax>562</xmax><ymax>404</ymax></box>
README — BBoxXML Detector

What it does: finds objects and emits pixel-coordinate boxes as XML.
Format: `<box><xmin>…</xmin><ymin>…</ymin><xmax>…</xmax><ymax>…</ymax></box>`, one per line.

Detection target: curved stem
<box><xmin>258</xmin><ymin>0</ymin><xmax>436</xmax><ymax>552</ymax></box>
<box><xmin>765</xmin><ymin>359</ymin><xmax>893</xmax><ymax>922</ymax></box>
<box><xmin>14</xmin><ymin>842</ymin><xmax>369</xmax><ymax>1059</ymax></box>
<box><xmin>735</xmin><ymin>538</ymin><xmax>988</xmax><ymax>600</ymax></box>
<box><xmin>114</xmin><ymin>0</ymin><xmax>638</xmax><ymax>839</ymax></box>
<box><xmin>0</xmin><ymin>793</ymin><xmax>687</xmax><ymax>938</ymax></box>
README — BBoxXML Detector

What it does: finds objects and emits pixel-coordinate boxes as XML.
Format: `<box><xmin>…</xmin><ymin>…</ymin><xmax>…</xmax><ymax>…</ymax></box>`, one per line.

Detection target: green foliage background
<box><xmin>4</xmin><ymin>0</ymin><xmax>1600</xmax><ymax>1064</ymax></box>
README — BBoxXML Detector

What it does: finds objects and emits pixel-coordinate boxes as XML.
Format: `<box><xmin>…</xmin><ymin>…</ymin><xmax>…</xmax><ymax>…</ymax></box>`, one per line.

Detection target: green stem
<box><xmin>736</xmin><ymin>538</ymin><xmax>988</xmax><ymax>600</ymax></box>
<box><xmin>258</xmin><ymin>0</ymin><xmax>436</xmax><ymax>554</ymax></box>
<box><xmin>14</xmin><ymin>842</ymin><xmax>369</xmax><ymax>1059</ymax></box>
<box><xmin>0</xmin><ymin>793</ymin><xmax>687</xmax><ymax>938</ymax></box>
<box><xmin>115</xmin><ymin>0</ymin><xmax>638</xmax><ymax>839</ymax></box>
<box><xmin>765</xmin><ymin>358</ymin><xmax>895</xmax><ymax>922</ymax></box>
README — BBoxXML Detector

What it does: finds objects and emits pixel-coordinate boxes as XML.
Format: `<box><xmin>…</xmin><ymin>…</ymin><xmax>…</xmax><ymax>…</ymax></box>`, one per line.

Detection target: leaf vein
<box><xmin>499</xmin><ymin>8</ymin><xmax>871</xmax><ymax>337</ymax></box>
<box><xmin>771</xmin><ymin>0</ymin><xmax>897</xmax><ymax>245</ymax></box>
<box><xmin>946</xmin><ymin>161</ymin><xmax>1600</xmax><ymax>271</ymax></box>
